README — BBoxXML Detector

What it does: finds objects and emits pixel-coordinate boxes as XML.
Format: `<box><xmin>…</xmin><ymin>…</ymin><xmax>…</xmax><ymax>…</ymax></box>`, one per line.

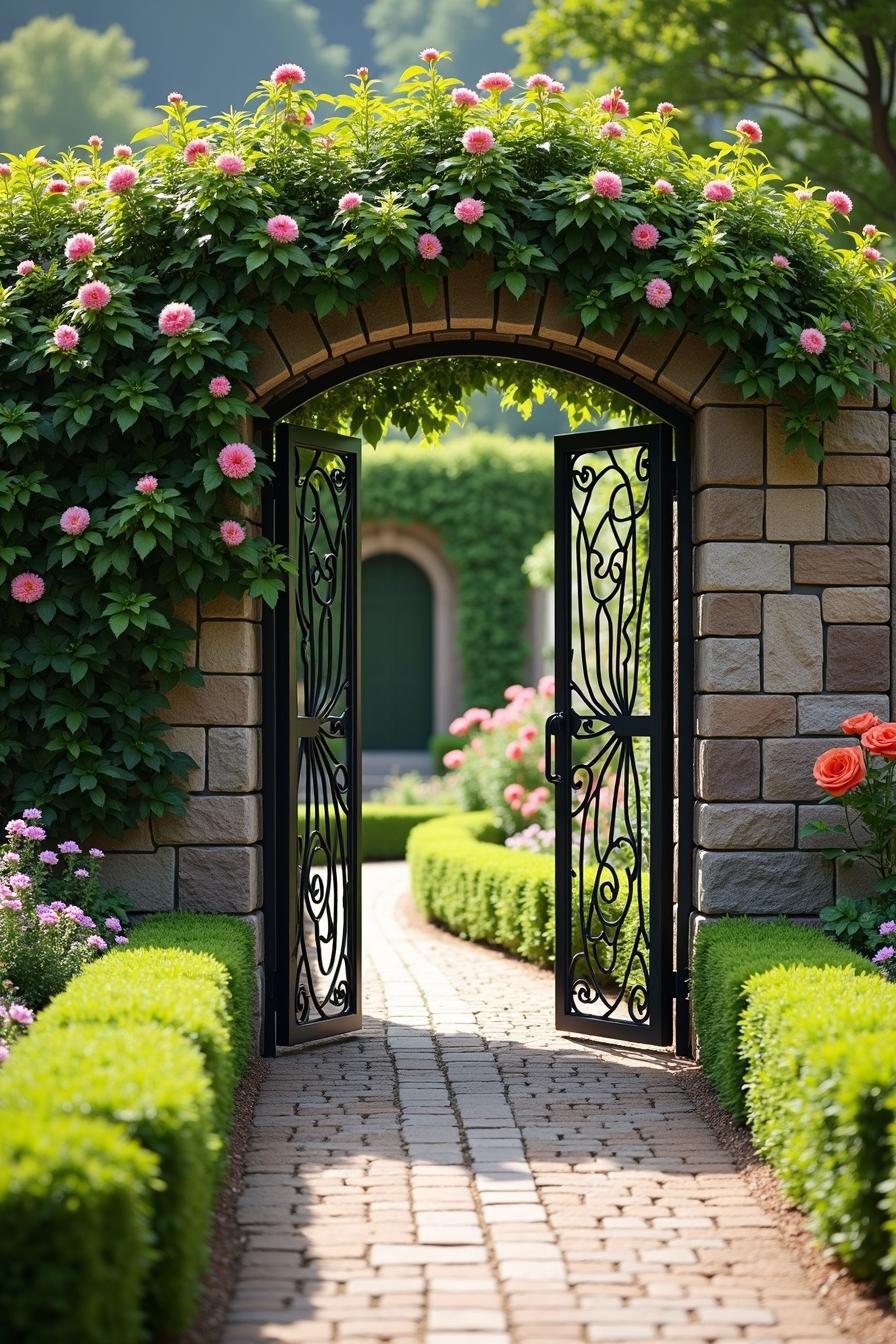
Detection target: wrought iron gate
<box><xmin>548</xmin><ymin>425</ymin><xmax>675</xmax><ymax>1045</ymax></box>
<box><xmin>272</xmin><ymin>424</ymin><xmax>362</xmax><ymax>1046</ymax></box>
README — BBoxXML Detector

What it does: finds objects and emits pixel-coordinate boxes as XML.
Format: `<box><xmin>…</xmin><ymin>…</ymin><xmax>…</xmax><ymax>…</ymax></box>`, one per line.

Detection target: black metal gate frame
<box><xmin>260</xmin><ymin>342</ymin><xmax>694</xmax><ymax>1057</ymax></box>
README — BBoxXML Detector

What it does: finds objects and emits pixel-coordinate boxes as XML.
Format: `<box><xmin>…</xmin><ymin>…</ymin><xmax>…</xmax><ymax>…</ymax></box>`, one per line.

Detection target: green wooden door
<box><xmin>362</xmin><ymin>553</ymin><xmax>433</xmax><ymax>750</ymax></box>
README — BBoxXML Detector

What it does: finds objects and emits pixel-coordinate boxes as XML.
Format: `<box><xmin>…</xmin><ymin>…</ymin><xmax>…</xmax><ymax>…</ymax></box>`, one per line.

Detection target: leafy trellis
<box><xmin>0</xmin><ymin>56</ymin><xmax>893</xmax><ymax>835</ymax></box>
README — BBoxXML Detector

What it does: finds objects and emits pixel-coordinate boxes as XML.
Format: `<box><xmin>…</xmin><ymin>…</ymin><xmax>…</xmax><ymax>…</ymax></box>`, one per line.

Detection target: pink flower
<box><xmin>8</xmin><ymin>1004</ymin><xmax>33</xmax><ymax>1026</ymax></box>
<box><xmin>64</xmin><ymin>232</ymin><xmax>95</xmax><ymax>261</ymax></box>
<box><xmin>74</xmin><ymin>174</ymin><xmax>92</xmax><ymax>188</ymax></box>
<box><xmin>60</xmin><ymin>506</ymin><xmax>90</xmax><ymax>535</ymax></box>
<box><xmin>466</xmin><ymin>707</ymin><xmax>490</xmax><ymax>725</ymax></box>
<box><xmin>772</xmin><ymin>253</ymin><xmax>790</xmax><ymax>268</ymax></box>
<box><xmin>863</xmin><ymin>246</ymin><xmax>882</xmax><ymax>262</ymax></box>
<box><xmin>645</xmin><ymin>277</ymin><xmax>672</xmax><ymax>308</ymax></box>
<box><xmin>549</xmin><ymin>80</ymin><xmax>565</xmax><ymax>94</ymax></box>
<box><xmin>58</xmin><ymin>841</ymin><xmax>81</xmax><ymax>854</ymax></box>
<box><xmin>78</xmin><ymin>280</ymin><xmax>111</xmax><ymax>310</ymax></box>
<box><xmin>8</xmin><ymin>872</ymin><xmax>31</xmax><ymax>888</ymax></box>
<box><xmin>703</xmin><ymin>179</ymin><xmax>734</xmax><ymax>202</ymax></box>
<box><xmin>591</xmin><ymin>170</ymin><xmax>622</xmax><ymax>199</ymax></box>
<box><xmin>417</xmin><ymin>232</ymin><xmax>443</xmax><ymax>260</ymax></box>
<box><xmin>218</xmin><ymin>443</ymin><xmax>256</xmax><ymax>479</ymax></box>
<box><xmin>449</xmin><ymin>716</ymin><xmax>469</xmax><ymax>736</ymax></box>
<box><xmin>504</xmin><ymin>784</ymin><xmax>525</xmax><ymax>805</ymax></box>
<box><xmin>599</xmin><ymin>121</ymin><xmax>625</xmax><ymax>139</ymax></box>
<box><xmin>271</xmin><ymin>63</ymin><xmax>306</xmax><ymax>85</ymax></box>
<box><xmin>22</xmin><ymin>809</ymin><xmax>41</xmax><ymax>820</ymax></box>
<box><xmin>799</xmin><ymin>327</ymin><xmax>826</xmax><ymax>355</ymax></box>
<box><xmin>35</xmin><ymin>157</ymin><xmax>49</xmax><ymax>167</ymax></box>
<box><xmin>303</xmin><ymin>110</ymin><xmax>314</xmax><ymax>127</ymax></box>
<box><xmin>338</xmin><ymin>191</ymin><xmax>363</xmax><ymax>213</ymax></box>
<box><xmin>106</xmin><ymin>164</ymin><xmax>138</xmax><ymax>193</ymax></box>
<box><xmin>452</xmin><ymin>88</ymin><xmax>479</xmax><ymax>107</ymax></box>
<box><xmin>631</xmin><ymin>222</ymin><xmax>659</xmax><ymax>249</ymax></box>
<box><xmin>0</xmin><ymin>164</ymin><xmax>10</xmax><ymax>178</ymax></box>
<box><xmin>115</xmin><ymin>935</ymin><xmax>129</xmax><ymax>945</ymax></box>
<box><xmin>794</xmin><ymin>188</ymin><xmax>813</xmax><ymax>201</ymax></box>
<box><xmin>22</xmin><ymin>827</ymin><xmax>44</xmax><ymax>842</ymax></box>
<box><xmin>113</xmin><ymin>144</ymin><xmax>133</xmax><ymax>159</ymax></box>
<box><xmin>505</xmin><ymin>741</ymin><xmax>523</xmax><ymax>761</ymax></box>
<box><xmin>184</xmin><ymin>139</ymin><xmax>208</xmax><ymax>165</ymax></box>
<box><xmin>504</xmin><ymin>684</ymin><xmax>524</xmax><ymax>700</ymax></box>
<box><xmin>862</xmin><ymin>224</ymin><xmax>877</xmax><ymax>237</ymax></box>
<box><xmin>72</xmin><ymin>198</ymin><xmax>88</xmax><ymax>214</ymax></box>
<box><xmin>443</xmin><ymin>749</ymin><xmax>465</xmax><ymax>769</ymax></box>
<box><xmin>216</xmin><ymin>153</ymin><xmax>245</xmax><ymax>176</ymax></box>
<box><xmin>420</xmin><ymin>47</ymin><xmax>440</xmax><ymax>63</ymax></box>
<box><xmin>168</xmin><ymin>91</ymin><xmax>184</xmax><ymax>104</ymax></box>
<box><xmin>519</xmin><ymin>723</ymin><xmax>538</xmax><ymax>744</ymax></box>
<box><xmin>10</xmin><ymin>573</ymin><xmax>44</xmax><ymax>604</ymax></box>
<box><xmin>599</xmin><ymin>88</ymin><xmax>629</xmax><ymax>116</ymax></box>
<box><xmin>266</xmin><ymin>213</ymin><xmax>299</xmax><ymax>243</ymax></box>
<box><xmin>657</xmin><ymin>101</ymin><xmax>675</xmax><ymax>115</ymax></box>
<box><xmin>219</xmin><ymin>519</ymin><xmax>246</xmax><ymax>546</ymax></box>
<box><xmin>538</xmin><ymin>674</ymin><xmax>555</xmax><ymax>697</ymax></box>
<box><xmin>653</xmin><ymin>178</ymin><xmax>674</xmax><ymax>194</ymax></box>
<box><xmin>356</xmin><ymin>66</ymin><xmax>369</xmax><ymax>79</ymax></box>
<box><xmin>39</xmin><ymin>850</ymin><xmax>58</xmax><ymax>865</ymax></box>
<box><xmin>462</xmin><ymin>126</ymin><xmax>495</xmax><ymax>154</ymax></box>
<box><xmin>209</xmin><ymin>375</ymin><xmax>231</xmax><ymax>398</ymax></box>
<box><xmin>86</xmin><ymin>935</ymin><xmax>107</xmax><ymax>951</ymax></box>
<box><xmin>45</xmin><ymin>180</ymin><xmax>67</xmax><ymax>195</ymax></box>
<box><xmin>736</xmin><ymin>118</ymin><xmax>762</xmax><ymax>142</ymax></box>
<box><xmin>136</xmin><ymin>474</ymin><xmax>158</xmax><ymax>494</ymax></box>
<box><xmin>104</xmin><ymin>916</ymin><xmax>122</xmax><ymax>932</ymax></box>
<box><xmin>89</xmin><ymin>848</ymin><xmax>104</xmax><ymax>858</ymax></box>
<box><xmin>74</xmin><ymin>868</ymin><xmax>89</xmax><ymax>879</ymax></box>
<box><xmin>477</xmin><ymin>72</ymin><xmax>513</xmax><ymax>93</ymax></box>
<box><xmin>840</xmin><ymin>320</ymin><xmax>853</xmax><ymax>331</ymax></box>
<box><xmin>88</xmin><ymin>134</ymin><xmax>103</xmax><ymax>149</ymax></box>
<box><xmin>454</xmin><ymin>197</ymin><xmax>485</xmax><ymax>224</ymax></box>
<box><xmin>826</xmin><ymin>189</ymin><xmax>852</xmax><ymax>215</ymax></box>
<box><xmin>16</xmin><ymin>260</ymin><xmax>35</xmax><ymax>276</ymax></box>
<box><xmin>526</xmin><ymin>73</ymin><xmax>552</xmax><ymax>90</ymax></box>
<box><xmin>158</xmin><ymin>302</ymin><xmax>195</xmax><ymax>335</ymax></box>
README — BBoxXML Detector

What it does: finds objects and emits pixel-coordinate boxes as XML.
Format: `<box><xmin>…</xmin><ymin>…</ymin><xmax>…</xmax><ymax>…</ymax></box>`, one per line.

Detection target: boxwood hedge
<box><xmin>362</xmin><ymin>802</ymin><xmax>457</xmax><ymax>861</ymax></box>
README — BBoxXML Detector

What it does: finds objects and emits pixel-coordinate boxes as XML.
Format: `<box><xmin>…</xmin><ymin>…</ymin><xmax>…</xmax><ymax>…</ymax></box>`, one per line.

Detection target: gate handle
<box><xmin>544</xmin><ymin>712</ymin><xmax>562</xmax><ymax>785</ymax></box>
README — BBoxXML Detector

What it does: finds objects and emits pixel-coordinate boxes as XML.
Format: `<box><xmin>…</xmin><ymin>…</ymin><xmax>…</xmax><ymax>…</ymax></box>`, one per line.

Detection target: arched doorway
<box><xmin>361</xmin><ymin>552</ymin><xmax>433</xmax><ymax>753</ymax></box>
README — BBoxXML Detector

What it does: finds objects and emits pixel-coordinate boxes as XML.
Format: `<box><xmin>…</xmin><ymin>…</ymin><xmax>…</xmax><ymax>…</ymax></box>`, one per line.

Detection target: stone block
<box><xmin>823</xmin><ymin>455</ymin><xmax>890</xmax><ymax>485</ymax></box>
<box><xmin>536</xmin><ymin>282</ymin><xmax>581</xmax><ymax>346</ymax></box>
<box><xmin>495</xmin><ymin>287</ymin><xmax>541</xmax><ymax>336</ymax></box>
<box><xmin>695</xmin><ymin>802</ymin><xmax>795</xmax><ymax>850</ymax></box>
<box><xmin>316</xmin><ymin>307</ymin><xmax>366</xmax><ymax>358</ymax></box>
<box><xmin>447</xmin><ymin>255</ymin><xmax>495</xmax><ymax>330</ymax></box>
<box><xmin>199</xmin><ymin>621</ymin><xmax>260</xmax><ymax>674</ymax></box>
<box><xmin>696</xmin><ymin>593</ymin><xmax>761</xmax><ymax>637</ymax></box>
<box><xmin>406</xmin><ymin>278</ymin><xmax>447</xmax><ymax>333</ymax></box>
<box><xmin>91</xmin><ymin>818</ymin><xmax>154</xmax><ymax>852</ymax></box>
<box><xmin>695</xmin><ymin>739</ymin><xmax>760</xmax><ymax>801</ymax></box>
<box><xmin>693</xmin><ymin>407</ymin><xmax>764</xmax><ymax>486</ymax></box>
<box><xmin>797</xmin><ymin>693</ymin><xmax>891</xmax><ymax>735</ymax></box>
<box><xmin>695</xmin><ymin>694</ymin><xmax>796</xmax><ymax>737</ymax></box>
<box><xmin>694</xmin><ymin>542</ymin><xmax>790</xmax><ymax>592</ymax></box>
<box><xmin>179</xmin><ymin>845</ymin><xmax>261</xmax><ymax>913</ymax></box>
<box><xmin>826</xmin><ymin>623</ymin><xmax>890</xmax><ymax>692</ymax></box>
<box><xmin>836</xmin><ymin>858</ymin><xmax>878</xmax><ymax>899</ymax></box>
<box><xmin>827</xmin><ymin>486</ymin><xmax>890</xmax><ymax>543</ymax></box>
<box><xmin>763</xmin><ymin>737</ymin><xmax>842</xmax><ymax>801</ymax></box>
<box><xmin>695</xmin><ymin>638</ymin><xmax>760</xmax><ymax>692</ymax></box>
<box><xmin>163</xmin><ymin>726</ymin><xmax>205</xmax><ymax>792</ymax></box>
<box><xmin>765</xmin><ymin>489</ymin><xmax>826</xmax><ymax>541</ymax></box>
<box><xmin>208</xmin><ymin>727</ymin><xmax>261</xmax><ymax>792</ymax></box>
<box><xmin>694</xmin><ymin>488</ymin><xmax>763</xmax><ymax>541</ymax></box>
<box><xmin>266</xmin><ymin>306</ymin><xmax>328</xmax><ymax>375</ymax></box>
<box><xmin>360</xmin><ymin>285</ymin><xmax>411</xmax><ymax>343</ymax></box>
<box><xmin>766</xmin><ymin>409</ymin><xmax>819</xmax><ymax>484</ymax></box>
<box><xmin>246</xmin><ymin>325</ymin><xmax>290</xmax><ymax>397</ymax></box>
<box><xmin>101</xmin><ymin>848</ymin><xmax>175</xmax><ymax>913</ymax></box>
<box><xmin>158</xmin><ymin>675</ymin><xmax>260</xmax><ymax>727</ymax></box>
<box><xmin>798</xmin><ymin>804</ymin><xmax>869</xmax><ymax>850</ymax></box>
<box><xmin>695</xmin><ymin>850</ymin><xmax>833</xmax><ymax>914</ymax></box>
<box><xmin>241</xmin><ymin>911</ymin><xmax>264</xmax><ymax>964</ymax></box>
<box><xmin>762</xmin><ymin>595</ymin><xmax>822</xmax><ymax>693</ymax></box>
<box><xmin>618</xmin><ymin>323</ymin><xmax>682</xmax><ymax>381</ymax></box>
<box><xmin>201</xmin><ymin>592</ymin><xmax>261</xmax><ymax>621</ymax></box>
<box><xmin>657</xmin><ymin>334</ymin><xmax>718</xmax><ymax>402</ymax></box>
<box><xmin>821</xmin><ymin>586</ymin><xmax>890</xmax><ymax>624</ymax></box>
<box><xmin>152</xmin><ymin>794</ymin><xmax>260</xmax><ymax>845</ymax></box>
<box><xmin>692</xmin><ymin>357</ymin><xmax>744</xmax><ymax>406</ymax></box>
<box><xmin>824</xmin><ymin>409</ymin><xmax>889</xmax><ymax>454</ymax></box>
<box><xmin>792</xmin><ymin>545</ymin><xmax>889</xmax><ymax>585</ymax></box>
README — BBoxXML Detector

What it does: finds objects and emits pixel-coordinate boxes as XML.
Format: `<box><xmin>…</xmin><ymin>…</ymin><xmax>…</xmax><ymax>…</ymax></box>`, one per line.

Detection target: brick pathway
<box><xmin>225</xmin><ymin>862</ymin><xmax>848</xmax><ymax>1344</ymax></box>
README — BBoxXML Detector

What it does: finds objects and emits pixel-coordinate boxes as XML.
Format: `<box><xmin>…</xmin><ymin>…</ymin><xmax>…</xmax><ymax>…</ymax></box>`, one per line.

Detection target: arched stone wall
<box><xmin>100</xmin><ymin>261</ymin><xmax>894</xmax><ymax>1040</ymax></box>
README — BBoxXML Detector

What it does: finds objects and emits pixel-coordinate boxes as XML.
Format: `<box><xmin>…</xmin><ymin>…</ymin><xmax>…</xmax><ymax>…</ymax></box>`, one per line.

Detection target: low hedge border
<box><xmin>361</xmin><ymin>803</ymin><xmax>457</xmax><ymax>861</ymax></box>
<box><xmin>0</xmin><ymin>912</ymin><xmax>256</xmax><ymax>1344</ymax></box>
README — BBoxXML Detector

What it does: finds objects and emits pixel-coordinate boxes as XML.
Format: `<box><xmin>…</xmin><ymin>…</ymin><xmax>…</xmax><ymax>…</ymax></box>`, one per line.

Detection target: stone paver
<box><xmin>224</xmin><ymin>863</ymin><xmax>849</xmax><ymax>1344</ymax></box>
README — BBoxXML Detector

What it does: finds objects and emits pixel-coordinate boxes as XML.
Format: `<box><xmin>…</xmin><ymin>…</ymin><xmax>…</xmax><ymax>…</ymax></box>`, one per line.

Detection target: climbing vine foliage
<box><xmin>0</xmin><ymin>56</ymin><xmax>893</xmax><ymax>835</ymax></box>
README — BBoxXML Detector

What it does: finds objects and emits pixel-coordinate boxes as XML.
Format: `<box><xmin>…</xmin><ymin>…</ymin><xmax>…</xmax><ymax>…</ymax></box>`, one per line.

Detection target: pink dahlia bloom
<box><xmin>271</xmin><ymin>63</ymin><xmax>306</xmax><ymax>85</ymax></box>
<box><xmin>106</xmin><ymin>164</ymin><xmax>138</xmax><ymax>193</ymax></box>
<box><xmin>600</xmin><ymin>120</ymin><xmax>625</xmax><ymax>139</ymax></box>
<box><xmin>454</xmin><ymin>197</ymin><xmax>485</xmax><ymax>224</ymax></box>
<box><xmin>219</xmin><ymin>519</ymin><xmax>246</xmax><ymax>546</ymax></box>
<box><xmin>113</xmin><ymin>144</ymin><xmax>133</xmax><ymax>159</ymax></box>
<box><xmin>11</xmin><ymin>572</ymin><xmax>44</xmax><ymax>604</ymax></box>
<box><xmin>826</xmin><ymin>189</ymin><xmax>852</xmax><ymax>214</ymax></box>
<box><xmin>794</xmin><ymin>188</ymin><xmax>813</xmax><ymax>201</ymax></box>
<box><xmin>39</xmin><ymin>851</ymin><xmax>58</xmax><ymax>865</ymax></box>
<box><xmin>549</xmin><ymin>80</ymin><xmax>565</xmax><ymax>94</ymax></box>
<box><xmin>420</xmin><ymin>47</ymin><xmax>440</xmax><ymax>63</ymax></box>
<box><xmin>656</xmin><ymin>101</ymin><xmax>675</xmax><ymax>116</ymax></box>
<box><xmin>443</xmin><ymin>749</ymin><xmax>465</xmax><ymax>769</ymax></box>
<box><xmin>631</xmin><ymin>222</ymin><xmax>659</xmax><ymax>249</ymax></box>
<box><xmin>216</xmin><ymin>152</ymin><xmax>245</xmax><ymax>176</ymax></box>
<box><xmin>526</xmin><ymin>72</ymin><xmax>552</xmax><ymax>90</ymax></box>
<box><xmin>54</xmin><ymin>323</ymin><xmax>79</xmax><ymax>352</ymax></box>
<box><xmin>35</xmin><ymin>157</ymin><xmax>49</xmax><ymax>166</ymax></box>
<box><xmin>356</xmin><ymin>66</ymin><xmax>369</xmax><ymax>79</ymax></box>
<box><xmin>703</xmin><ymin>179</ymin><xmax>734</xmax><ymax>202</ymax></box>
<box><xmin>462</xmin><ymin>125</ymin><xmax>495</xmax><ymax>154</ymax></box>
<box><xmin>840</xmin><ymin>320</ymin><xmax>853</xmax><ymax>331</ymax></box>
<box><xmin>184</xmin><ymin>139</ymin><xmax>209</xmax><ymax>165</ymax></box>
<box><xmin>16</xmin><ymin>260</ymin><xmax>35</xmax><ymax>276</ymax></box>
<box><xmin>158</xmin><ymin>302</ymin><xmax>195</xmax><ymax>336</ymax></box>
<box><xmin>645</xmin><ymin>277</ymin><xmax>672</xmax><ymax>309</ymax></box>
<box><xmin>477</xmin><ymin>72</ymin><xmax>513</xmax><ymax>93</ymax></box>
<box><xmin>64</xmin><ymin>232</ymin><xmax>95</xmax><ymax>262</ymax></box>
<box><xmin>338</xmin><ymin>191</ymin><xmax>363</xmax><ymax>212</ymax></box>
<box><xmin>505</xmin><ymin>741</ymin><xmax>523</xmax><ymax>762</ymax></box>
<box><xmin>0</xmin><ymin>164</ymin><xmax>11</xmax><ymax>178</ymax></box>
<box><xmin>863</xmin><ymin>246</ymin><xmax>882</xmax><ymax>262</ymax></box>
<box><xmin>417</xmin><ymin>232</ymin><xmax>443</xmax><ymax>260</ymax></box>
<box><xmin>736</xmin><ymin>118</ymin><xmax>762</xmax><ymax>142</ymax></box>
<box><xmin>653</xmin><ymin>178</ymin><xmax>675</xmax><ymax>194</ymax></box>
<box><xmin>60</xmin><ymin>506</ymin><xmax>90</xmax><ymax>536</ymax></box>
<box><xmin>88</xmin><ymin>134</ymin><xmax>103</xmax><ymax>149</ymax></box>
<box><xmin>449</xmin><ymin>716</ymin><xmax>469</xmax><ymax>736</ymax></box>
<box><xmin>45</xmin><ymin>180</ymin><xmax>67</xmax><ymax>194</ymax></box>
<box><xmin>78</xmin><ymin>280</ymin><xmax>111</xmax><ymax>310</ymax></box>
<box><xmin>599</xmin><ymin>87</ymin><xmax>629</xmax><ymax>116</ymax></box>
<box><xmin>304</xmin><ymin>110</ymin><xmax>314</xmax><ymax>127</ymax></box>
<box><xmin>452</xmin><ymin>87</ymin><xmax>479</xmax><ymax>107</ymax></box>
<box><xmin>266</xmin><ymin>213</ymin><xmax>299</xmax><ymax>243</ymax></box>
<box><xmin>218</xmin><ymin>443</ymin><xmax>256</xmax><ymax>479</ymax></box>
<box><xmin>72</xmin><ymin>198</ymin><xmax>88</xmax><ymax>213</ymax></box>
<box><xmin>591</xmin><ymin>170</ymin><xmax>623</xmax><ymax>199</ymax></box>
<box><xmin>136</xmin><ymin>474</ymin><xmax>158</xmax><ymax>494</ymax></box>
<box><xmin>862</xmin><ymin>223</ymin><xmax>877</xmax><ymax>237</ymax></box>
<box><xmin>168</xmin><ymin>92</ymin><xmax>184</xmax><ymax>104</ymax></box>
<box><xmin>799</xmin><ymin>327</ymin><xmax>826</xmax><ymax>355</ymax></box>
<box><xmin>209</xmin><ymin>375</ymin><xmax>231</xmax><ymax>398</ymax></box>
<box><xmin>772</xmin><ymin>254</ymin><xmax>791</xmax><ymax>268</ymax></box>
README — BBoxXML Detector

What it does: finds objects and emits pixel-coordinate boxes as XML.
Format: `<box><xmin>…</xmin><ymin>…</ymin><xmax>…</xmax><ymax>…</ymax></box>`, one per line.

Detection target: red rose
<box><xmin>840</xmin><ymin>712</ymin><xmax>881</xmax><ymax>737</ymax></box>
<box><xmin>813</xmin><ymin>746</ymin><xmax>866</xmax><ymax>796</ymax></box>
<box><xmin>861</xmin><ymin>722</ymin><xmax>896</xmax><ymax>760</ymax></box>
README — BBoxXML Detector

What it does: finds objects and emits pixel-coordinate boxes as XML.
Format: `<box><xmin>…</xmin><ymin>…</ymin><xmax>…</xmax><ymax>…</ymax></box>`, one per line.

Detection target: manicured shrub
<box><xmin>361</xmin><ymin>803</ymin><xmax>457</xmax><ymax>861</ymax></box>
<box><xmin>127</xmin><ymin>912</ymin><xmax>256</xmax><ymax>1075</ymax></box>
<box><xmin>0</xmin><ymin>1112</ymin><xmax>157</xmax><ymax>1344</ymax></box>
<box><xmin>0</xmin><ymin>1022</ymin><xmax>217</xmax><ymax>1337</ymax></box>
<box><xmin>691</xmin><ymin>917</ymin><xmax>871</xmax><ymax>1118</ymax></box>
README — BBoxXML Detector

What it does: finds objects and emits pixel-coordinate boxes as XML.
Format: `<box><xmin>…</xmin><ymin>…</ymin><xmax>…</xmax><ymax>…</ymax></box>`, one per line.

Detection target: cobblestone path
<box><xmin>224</xmin><ymin>862</ymin><xmax>847</xmax><ymax>1344</ymax></box>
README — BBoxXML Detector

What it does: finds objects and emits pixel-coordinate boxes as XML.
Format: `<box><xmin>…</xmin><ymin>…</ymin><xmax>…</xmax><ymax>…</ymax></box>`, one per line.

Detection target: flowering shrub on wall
<box><xmin>0</xmin><ymin>53</ymin><xmax>894</xmax><ymax>836</ymax></box>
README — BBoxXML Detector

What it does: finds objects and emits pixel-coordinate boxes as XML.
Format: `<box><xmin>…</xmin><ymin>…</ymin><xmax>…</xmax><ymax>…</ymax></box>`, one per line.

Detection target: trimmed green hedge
<box><xmin>362</xmin><ymin>803</ymin><xmax>457</xmax><ymax>861</ymax></box>
<box><xmin>0</xmin><ymin>1113</ymin><xmax>157</xmax><ymax>1344</ymax></box>
<box><xmin>691</xmin><ymin>917</ymin><xmax>872</xmax><ymax>1119</ymax></box>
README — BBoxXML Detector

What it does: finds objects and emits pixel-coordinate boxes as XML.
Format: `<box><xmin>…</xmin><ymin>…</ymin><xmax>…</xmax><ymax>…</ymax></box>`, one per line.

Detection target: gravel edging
<box><xmin>177</xmin><ymin>1054</ymin><xmax>268</xmax><ymax>1344</ymax></box>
